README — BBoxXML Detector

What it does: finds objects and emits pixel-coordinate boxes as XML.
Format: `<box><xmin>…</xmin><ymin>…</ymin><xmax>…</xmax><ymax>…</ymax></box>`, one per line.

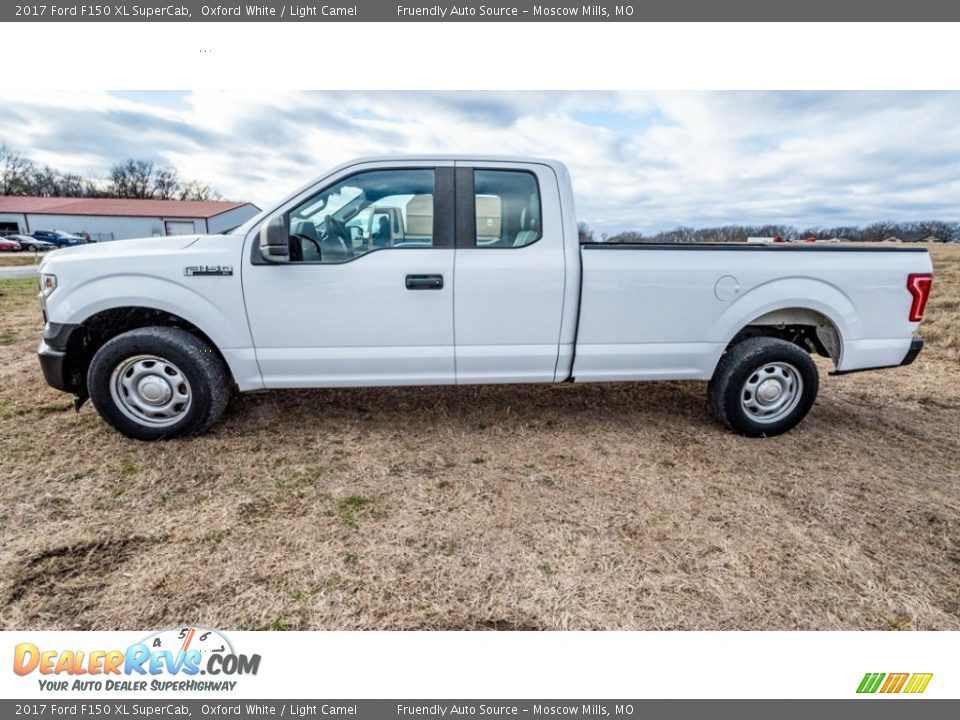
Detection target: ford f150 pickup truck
<box><xmin>36</xmin><ymin>156</ymin><xmax>934</xmax><ymax>440</ymax></box>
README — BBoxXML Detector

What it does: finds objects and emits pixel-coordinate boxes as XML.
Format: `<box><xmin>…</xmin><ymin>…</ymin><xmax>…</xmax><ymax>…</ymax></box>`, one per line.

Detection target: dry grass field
<box><xmin>0</xmin><ymin>254</ymin><xmax>43</xmax><ymax>267</ymax></box>
<box><xmin>0</xmin><ymin>246</ymin><xmax>958</xmax><ymax>631</ymax></box>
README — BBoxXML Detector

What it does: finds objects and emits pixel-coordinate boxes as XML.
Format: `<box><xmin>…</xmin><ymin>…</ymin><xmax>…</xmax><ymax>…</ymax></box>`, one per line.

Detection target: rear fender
<box><xmin>712</xmin><ymin>277</ymin><xmax>858</xmax><ymax>367</ymax></box>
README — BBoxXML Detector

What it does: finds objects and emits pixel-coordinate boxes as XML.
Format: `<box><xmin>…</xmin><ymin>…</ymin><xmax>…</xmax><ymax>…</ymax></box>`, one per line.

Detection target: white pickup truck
<box><xmin>36</xmin><ymin>156</ymin><xmax>934</xmax><ymax>440</ymax></box>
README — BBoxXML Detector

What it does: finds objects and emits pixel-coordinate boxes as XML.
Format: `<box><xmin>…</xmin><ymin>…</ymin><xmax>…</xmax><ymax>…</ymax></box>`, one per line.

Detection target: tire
<box><xmin>23</xmin><ymin>244</ymin><xmax>35</xmax><ymax>252</ymax></box>
<box><xmin>87</xmin><ymin>326</ymin><xmax>230</xmax><ymax>440</ymax></box>
<box><xmin>707</xmin><ymin>337</ymin><xmax>819</xmax><ymax>437</ymax></box>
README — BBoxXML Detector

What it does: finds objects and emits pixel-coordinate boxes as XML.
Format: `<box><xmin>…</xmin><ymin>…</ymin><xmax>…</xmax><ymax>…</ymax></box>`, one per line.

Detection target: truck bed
<box><xmin>572</xmin><ymin>242</ymin><xmax>933</xmax><ymax>381</ymax></box>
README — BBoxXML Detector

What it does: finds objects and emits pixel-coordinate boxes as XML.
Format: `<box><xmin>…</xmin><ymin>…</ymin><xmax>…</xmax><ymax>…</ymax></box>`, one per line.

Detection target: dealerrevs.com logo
<box><xmin>14</xmin><ymin>627</ymin><xmax>261</xmax><ymax>692</ymax></box>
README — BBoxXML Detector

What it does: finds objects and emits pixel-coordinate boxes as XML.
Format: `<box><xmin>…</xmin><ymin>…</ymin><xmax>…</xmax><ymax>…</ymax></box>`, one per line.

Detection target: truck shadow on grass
<box><xmin>226</xmin><ymin>380</ymin><xmax>715</xmax><ymax>435</ymax></box>
<box><xmin>218</xmin><ymin>372</ymin><xmax>960</xmax><ymax>452</ymax></box>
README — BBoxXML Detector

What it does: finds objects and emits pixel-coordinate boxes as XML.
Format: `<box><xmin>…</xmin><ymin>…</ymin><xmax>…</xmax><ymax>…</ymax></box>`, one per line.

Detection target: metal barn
<box><xmin>0</xmin><ymin>197</ymin><xmax>259</xmax><ymax>241</ymax></box>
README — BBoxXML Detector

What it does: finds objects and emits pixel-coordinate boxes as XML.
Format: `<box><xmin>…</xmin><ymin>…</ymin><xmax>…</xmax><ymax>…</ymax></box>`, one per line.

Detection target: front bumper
<box><xmin>36</xmin><ymin>321</ymin><xmax>79</xmax><ymax>393</ymax></box>
<box><xmin>38</xmin><ymin>340</ymin><xmax>69</xmax><ymax>391</ymax></box>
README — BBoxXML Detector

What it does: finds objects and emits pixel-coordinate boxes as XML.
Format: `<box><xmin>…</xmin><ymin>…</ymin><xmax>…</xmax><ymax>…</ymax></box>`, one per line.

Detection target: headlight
<box><xmin>40</xmin><ymin>273</ymin><xmax>57</xmax><ymax>294</ymax></box>
<box><xmin>39</xmin><ymin>274</ymin><xmax>57</xmax><ymax>309</ymax></box>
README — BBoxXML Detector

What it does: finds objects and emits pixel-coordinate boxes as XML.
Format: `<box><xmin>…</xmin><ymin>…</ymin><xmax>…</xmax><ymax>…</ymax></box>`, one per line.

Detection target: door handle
<box><xmin>405</xmin><ymin>274</ymin><xmax>444</xmax><ymax>290</ymax></box>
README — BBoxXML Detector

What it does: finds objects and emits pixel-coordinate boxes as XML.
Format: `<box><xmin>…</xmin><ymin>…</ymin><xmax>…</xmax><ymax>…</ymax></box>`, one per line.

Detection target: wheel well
<box><xmin>726</xmin><ymin>308</ymin><xmax>842</xmax><ymax>367</ymax></box>
<box><xmin>63</xmin><ymin>307</ymin><xmax>229</xmax><ymax>396</ymax></box>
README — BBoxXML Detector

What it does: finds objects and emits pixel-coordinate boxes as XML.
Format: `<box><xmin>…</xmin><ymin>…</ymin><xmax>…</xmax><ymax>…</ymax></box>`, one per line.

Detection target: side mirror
<box><xmin>258</xmin><ymin>214</ymin><xmax>289</xmax><ymax>263</ymax></box>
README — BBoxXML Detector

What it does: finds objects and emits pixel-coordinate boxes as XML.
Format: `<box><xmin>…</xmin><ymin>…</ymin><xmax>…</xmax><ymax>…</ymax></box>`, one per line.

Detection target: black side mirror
<box><xmin>259</xmin><ymin>214</ymin><xmax>290</xmax><ymax>263</ymax></box>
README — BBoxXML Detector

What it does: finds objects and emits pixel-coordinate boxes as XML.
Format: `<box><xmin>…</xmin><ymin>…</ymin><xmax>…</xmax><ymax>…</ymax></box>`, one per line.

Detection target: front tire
<box><xmin>87</xmin><ymin>327</ymin><xmax>230</xmax><ymax>440</ymax></box>
<box><xmin>708</xmin><ymin>337</ymin><xmax>819</xmax><ymax>437</ymax></box>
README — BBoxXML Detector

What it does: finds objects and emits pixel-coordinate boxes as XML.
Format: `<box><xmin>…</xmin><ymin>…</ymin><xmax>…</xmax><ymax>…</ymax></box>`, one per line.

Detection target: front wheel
<box><xmin>87</xmin><ymin>326</ymin><xmax>230</xmax><ymax>440</ymax></box>
<box><xmin>708</xmin><ymin>337</ymin><xmax>819</xmax><ymax>437</ymax></box>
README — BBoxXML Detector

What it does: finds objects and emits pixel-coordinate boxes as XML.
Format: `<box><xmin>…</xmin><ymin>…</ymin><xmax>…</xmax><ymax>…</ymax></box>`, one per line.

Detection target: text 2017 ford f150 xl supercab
<box><xmin>36</xmin><ymin>156</ymin><xmax>934</xmax><ymax>440</ymax></box>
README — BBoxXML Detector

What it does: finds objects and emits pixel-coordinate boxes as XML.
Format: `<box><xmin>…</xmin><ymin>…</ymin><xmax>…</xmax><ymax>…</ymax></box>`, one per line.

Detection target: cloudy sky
<box><xmin>2</xmin><ymin>91</ymin><xmax>958</xmax><ymax>234</ymax></box>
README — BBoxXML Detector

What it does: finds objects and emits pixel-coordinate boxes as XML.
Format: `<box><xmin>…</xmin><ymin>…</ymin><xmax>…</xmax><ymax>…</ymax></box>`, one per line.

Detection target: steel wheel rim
<box><xmin>109</xmin><ymin>354</ymin><xmax>192</xmax><ymax>428</ymax></box>
<box><xmin>740</xmin><ymin>361</ymin><xmax>803</xmax><ymax>424</ymax></box>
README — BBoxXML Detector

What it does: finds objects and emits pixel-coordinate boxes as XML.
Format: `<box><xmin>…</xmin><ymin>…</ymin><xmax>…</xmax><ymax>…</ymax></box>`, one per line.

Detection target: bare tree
<box><xmin>25</xmin><ymin>165</ymin><xmax>62</xmax><ymax>196</ymax></box>
<box><xmin>178</xmin><ymin>180</ymin><xmax>221</xmax><ymax>202</ymax></box>
<box><xmin>108</xmin><ymin>159</ymin><xmax>222</xmax><ymax>201</ymax></box>
<box><xmin>916</xmin><ymin>220</ymin><xmax>958</xmax><ymax>242</ymax></box>
<box><xmin>59</xmin><ymin>174</ymin><xmax>97</xmax><ymax>198</ymax></box>
<box><xmin>108</xmin><ymin>159</ymin><xmax>155</xmax><ymax>199</ymax></box>
<box><xmin>0</xmin><ymin>146</ymin><xmax>226</xmax><ymax>203</ymax></box>
<box><xmin>0</xmin><ymin>144</ymin><xmax>34</xmax><ymax>195</ymax></box>
<box><xmin>152</xmin><ymin>167</ymin><xmax>181</xmax><ymax>200</ymax></box>
<box><xmin>595</xmin><ymin>221</ymin><xmax>960</xmax><ymax>245</ymax></box>
<box><xmin>577</xmin><ymin>221</ymin><xmax>595</xmax><ymax>243</ymax></box>
<box><xmin>608</xmin><ymin>230</ymin><xmax>645</xmax><ymax>243</ymax></box>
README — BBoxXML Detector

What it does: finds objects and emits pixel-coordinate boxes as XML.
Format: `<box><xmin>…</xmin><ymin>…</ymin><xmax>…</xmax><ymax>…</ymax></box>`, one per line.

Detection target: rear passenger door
<box><xmin>452</xmin><ymin>162</ymin><xmax>567</xmax><ymax>383</ymax></box>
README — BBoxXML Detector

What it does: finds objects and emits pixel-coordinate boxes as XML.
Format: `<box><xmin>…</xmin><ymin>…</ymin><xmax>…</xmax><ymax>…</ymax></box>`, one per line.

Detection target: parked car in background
<box><xmin>4</xmin><ymin>234</ymin><xmax>56</xmax><ymax>252</ymax></box>
<box><xmin>31</xmin><ymin>230</ymin><xmax>87</xmax><ymax>248</ymax></box>
<box><xmin>0</xmin><ymin>237</ymin><xmax>21</xmax><ymax>251</ymax></box>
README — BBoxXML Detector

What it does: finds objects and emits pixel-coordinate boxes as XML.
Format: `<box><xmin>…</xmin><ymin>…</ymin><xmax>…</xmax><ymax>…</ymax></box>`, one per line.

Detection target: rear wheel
<box><xmin>708</xmin><ymin>337</ymin><xmax>819</xmax><ymax>437</ymax></box>
<box><xmin>87</xmin><ymin>326</ymin><xmax>230</xmax><ymax>440</ymax></box>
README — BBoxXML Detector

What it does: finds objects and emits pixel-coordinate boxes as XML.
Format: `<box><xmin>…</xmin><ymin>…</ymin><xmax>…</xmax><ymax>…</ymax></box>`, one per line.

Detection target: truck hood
<box><xmin>40</xmin><ymin>235</ymin><xmax>236</xmax><ymax>272</ymax></box>
<box><xmin>42</xmin><ymin>235</ymin><xmax>202</xmax><ymax>266</ymax></box>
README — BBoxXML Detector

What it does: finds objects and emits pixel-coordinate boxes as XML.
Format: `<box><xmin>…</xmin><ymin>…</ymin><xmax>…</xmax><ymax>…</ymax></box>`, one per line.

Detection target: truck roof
<box><xmin>329</xmin><ymin>154</ymin><xmax>568</xmax><ymax>170</ymax></box>
<box><xmin>344</xmin><ymin>153</ymin><xmax>563</xmax><ymax>162</ymax></box>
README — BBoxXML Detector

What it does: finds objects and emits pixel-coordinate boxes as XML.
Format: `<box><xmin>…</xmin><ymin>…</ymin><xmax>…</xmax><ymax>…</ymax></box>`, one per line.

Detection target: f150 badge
<box><xmin>184</xmin><ymin>265</ymin><xmax>233</xmax><ymax>276</ymax></box>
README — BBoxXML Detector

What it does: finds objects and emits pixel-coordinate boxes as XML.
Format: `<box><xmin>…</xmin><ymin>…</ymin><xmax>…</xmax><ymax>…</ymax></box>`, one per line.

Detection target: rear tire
<box><xmin>708</xmin><ymin>337</ymin><xmax>818</xmax><ymax>437</ymax></box>
<box><xmin>87</xmin><ymin>326</ymin><xmax>230</xmax><ymax>440</ymax></box>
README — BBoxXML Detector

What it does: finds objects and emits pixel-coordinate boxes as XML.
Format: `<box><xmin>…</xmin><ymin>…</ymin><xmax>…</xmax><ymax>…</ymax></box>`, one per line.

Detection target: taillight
<box><xmin>906</xmin><ymin>273</ymin><xmax>932</xmax><ymax>322</ymax></box>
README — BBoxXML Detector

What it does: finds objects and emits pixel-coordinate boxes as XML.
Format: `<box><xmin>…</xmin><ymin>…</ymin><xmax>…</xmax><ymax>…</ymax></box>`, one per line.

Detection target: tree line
<box><xmin>578</xmin><ymin>220</ymin><xmax>959</xmax><ymax>244</ymax></box>
<box><xmin>0</xmin><ymin>144</ymin><xmax>221</xmax><ymax>201</ymax></box>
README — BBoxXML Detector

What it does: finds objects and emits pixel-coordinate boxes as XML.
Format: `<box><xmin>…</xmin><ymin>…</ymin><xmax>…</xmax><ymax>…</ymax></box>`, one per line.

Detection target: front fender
<box><xmin>51</xmin><ymin>273</ymin><xmax>253</xmax><ymax>351</ymax></box>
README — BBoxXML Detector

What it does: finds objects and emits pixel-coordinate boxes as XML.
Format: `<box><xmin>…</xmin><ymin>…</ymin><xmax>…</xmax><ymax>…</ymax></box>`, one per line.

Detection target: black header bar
<box><xmin>5</xmin><ymin>0</ymin><xmax>959</xmax><ymax>22</ymax></box>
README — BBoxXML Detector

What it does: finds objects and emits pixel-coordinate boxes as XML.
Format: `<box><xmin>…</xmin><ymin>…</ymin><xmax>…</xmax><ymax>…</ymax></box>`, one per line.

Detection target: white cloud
<box><xmin>1</xmin><ymin>91</ymin><xmax>958</xmax><ymax>234</ymax></box>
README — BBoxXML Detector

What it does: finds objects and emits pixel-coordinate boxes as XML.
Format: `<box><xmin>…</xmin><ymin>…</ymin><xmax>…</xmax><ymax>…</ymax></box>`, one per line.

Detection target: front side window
<box><xmin>287</xmin><ymin>168</ymin><xmax>435</xmax><ymax>263</ymax></box>
<box><xmin>473</xmin><ymin>170</ymin><xmax>541</xmax><ymax>248</ymax></box>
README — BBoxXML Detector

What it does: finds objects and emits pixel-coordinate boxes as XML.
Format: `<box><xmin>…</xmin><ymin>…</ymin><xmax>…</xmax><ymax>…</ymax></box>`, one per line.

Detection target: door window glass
<box><xmin>473</xmin><ymin>170</ymin><xmax>541</xmax><ymax>248</ymax></box>
<box><xmin>288</xmin><ymin>168</ymin><xmax>435</xmax><ymax>263</ymax></box>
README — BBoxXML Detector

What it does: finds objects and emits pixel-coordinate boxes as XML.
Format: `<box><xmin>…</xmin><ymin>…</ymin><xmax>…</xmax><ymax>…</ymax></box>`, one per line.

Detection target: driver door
<box><xmin>243</xmin><ymin>163</ymin><xmax>457</xmax><ymax>388</ymax></box>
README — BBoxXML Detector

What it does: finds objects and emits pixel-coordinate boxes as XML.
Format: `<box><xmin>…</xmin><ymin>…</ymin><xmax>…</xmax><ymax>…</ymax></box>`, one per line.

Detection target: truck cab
<box><xmin>246</xmin><ymin>157</ymin><xmax>577</xmax><ymax>389</ymax></box>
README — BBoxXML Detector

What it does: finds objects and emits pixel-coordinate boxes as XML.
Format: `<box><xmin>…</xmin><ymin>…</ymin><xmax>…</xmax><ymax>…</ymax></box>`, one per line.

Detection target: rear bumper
<box><xmin>899</xmin><ymin>337</ymin><xmax>924</xmax><ymax>367</ymax></box>
<box><xmin>831</xmin><ymin>336</ymin><xmax>923</xmax><ymax>376</ymax></box>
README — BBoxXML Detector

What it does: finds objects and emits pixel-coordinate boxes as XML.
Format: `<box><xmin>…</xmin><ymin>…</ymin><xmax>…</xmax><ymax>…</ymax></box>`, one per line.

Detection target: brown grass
<box><xmin>0</xmin><ymin>247</ymin><xmax>958</xmax><ymax>631</ymax></box>
<box><xmin>0</xmin><ymin>254</ymin><xmax>43</xmax><ymax>267</ymax></box>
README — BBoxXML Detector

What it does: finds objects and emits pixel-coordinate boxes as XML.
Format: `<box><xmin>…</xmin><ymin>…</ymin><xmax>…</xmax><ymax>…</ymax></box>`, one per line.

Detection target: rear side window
<box><xmin>473</xmin><ymin>170</ymin><xmax>541</xmax><ymax>248</ymax></box>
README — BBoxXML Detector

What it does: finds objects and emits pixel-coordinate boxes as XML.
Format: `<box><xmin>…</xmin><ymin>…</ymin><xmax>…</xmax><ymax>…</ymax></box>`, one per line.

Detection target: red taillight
<box><xmin>907</xmin><ymin>273</ymin><xmax>932</xmax><ymax>322</ymax></box>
